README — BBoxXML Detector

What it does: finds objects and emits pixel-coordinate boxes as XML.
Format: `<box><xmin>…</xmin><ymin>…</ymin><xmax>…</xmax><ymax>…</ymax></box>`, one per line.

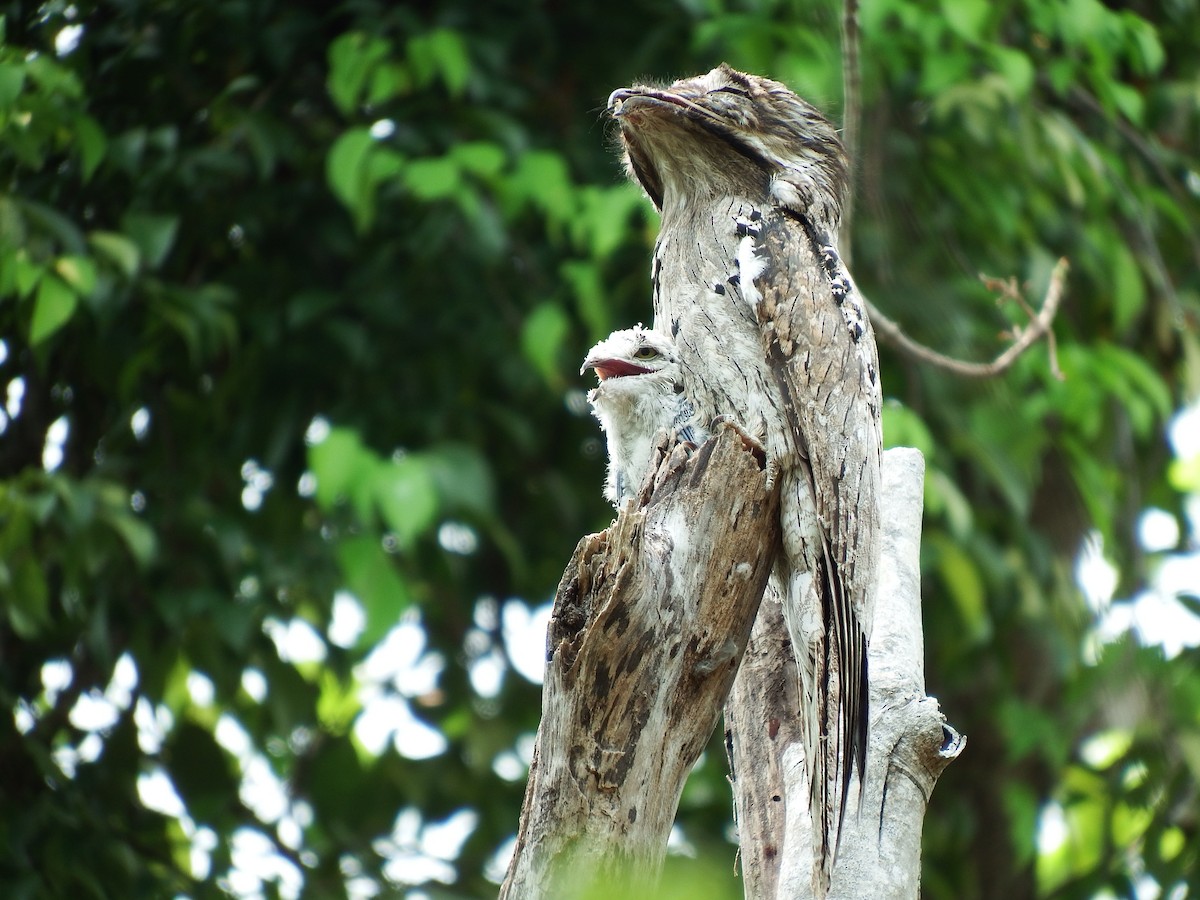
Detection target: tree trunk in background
<box><xmin>726</xmin><ymin>448</ymin><xmax>965</xmax><ymax>898</ymax></box>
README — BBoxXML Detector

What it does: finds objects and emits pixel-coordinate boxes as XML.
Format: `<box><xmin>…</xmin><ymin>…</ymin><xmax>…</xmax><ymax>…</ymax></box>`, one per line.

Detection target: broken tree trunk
<box><xmin>501</xmin><ymin>441</ymin><xmax>963</xmax><ymax>899</ymax></box>
<box><xmin>500</xmin><ymin>424</ymin><xmax>781</xmax><ymax>899</ymax></box>
<box><xmin>726</xmin><ymin>447</ymin><xmax>965</xmax><ymax>898</ymax></box>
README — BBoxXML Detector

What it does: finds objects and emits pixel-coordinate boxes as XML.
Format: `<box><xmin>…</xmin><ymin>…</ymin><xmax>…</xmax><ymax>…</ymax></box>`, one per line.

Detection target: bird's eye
<box><xmin>633</xmin><ymin>347</ymin><xmax>659</xmax><ymax>360</ymax></box>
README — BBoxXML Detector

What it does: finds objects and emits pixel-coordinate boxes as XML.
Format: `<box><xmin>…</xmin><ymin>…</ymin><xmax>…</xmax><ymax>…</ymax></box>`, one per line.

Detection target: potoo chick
<box><xmin>582</xmin><ymin>325</ymin><xmax>705</xmax><ymax>506</ymax></box>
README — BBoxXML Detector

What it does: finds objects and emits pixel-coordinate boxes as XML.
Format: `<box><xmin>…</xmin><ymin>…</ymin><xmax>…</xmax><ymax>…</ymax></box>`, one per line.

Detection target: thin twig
<box><xmin>865</xmin><ymin>258</ymin><xmax>1069</xmax><ymax>379</ymax></box>
<box><xmin>837</xmin><ymin>2</ymin><xmax>1066</xmax><ymax>380</ymax></box>
<box><xmin>982</xmin><ymin>271</ymin><xmax>1065</xmax><ymax>380</ymax></box>
<box><xmin>840</xmin><ymin>0</ymin><xmax>861</xmax><ymax>262</ymax></box>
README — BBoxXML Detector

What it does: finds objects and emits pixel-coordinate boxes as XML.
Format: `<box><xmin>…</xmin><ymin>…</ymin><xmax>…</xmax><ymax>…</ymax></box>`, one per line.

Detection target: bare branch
<box><xmin>840</xmin><ymin>0</ymin><xmax>861</xmax><ymax>260</ymax></box>
<box><xmin>866</xmin><ymin>258</ymin><xmax>1069</xmax><ymax>379</ymax></box>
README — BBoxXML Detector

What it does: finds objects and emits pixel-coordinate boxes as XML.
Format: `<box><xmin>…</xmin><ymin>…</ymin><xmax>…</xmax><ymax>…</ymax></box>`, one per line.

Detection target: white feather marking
<box><xmin>735</xmin><ymin>235</ymin><xmax>766</xmax><ymax>306</ymax></box>
<box><xmin>769</xmin><ymin>175</ymin><xmax>806</xmax><ymax>210</ymax></box>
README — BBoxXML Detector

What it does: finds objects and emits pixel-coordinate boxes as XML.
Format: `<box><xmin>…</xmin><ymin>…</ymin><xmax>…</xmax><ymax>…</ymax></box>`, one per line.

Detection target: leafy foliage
<box><xmin>0</xmin><ymin>0</ymin><xmax>1197</xmax><ymax>898</ymax></box>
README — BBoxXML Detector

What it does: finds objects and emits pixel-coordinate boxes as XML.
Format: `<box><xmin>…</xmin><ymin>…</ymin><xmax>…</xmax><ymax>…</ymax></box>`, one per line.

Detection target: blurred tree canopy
<box><xmin>0</xmin><ymin>0</ymin><xmax>1198</xmax><ymax>897</ymax></box>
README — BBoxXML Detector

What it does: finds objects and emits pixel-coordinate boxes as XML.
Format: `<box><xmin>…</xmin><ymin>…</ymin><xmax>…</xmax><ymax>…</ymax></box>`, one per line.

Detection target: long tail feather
<box><xmin>782</xmin><ymin>470</ymin><xmax>869</xmax><ymax>897</ymax></box>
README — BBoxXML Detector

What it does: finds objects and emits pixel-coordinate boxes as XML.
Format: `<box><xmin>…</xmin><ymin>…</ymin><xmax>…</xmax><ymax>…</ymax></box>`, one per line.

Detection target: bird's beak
<box><xmin>581</xmin><ymin>356</ymin><xmax>651</xmax><ymax>381</ymax></box>
<box><xmin>608</xmin><ymin>87</ymin><xmax>690</xmax><ymax>117</ymax></box>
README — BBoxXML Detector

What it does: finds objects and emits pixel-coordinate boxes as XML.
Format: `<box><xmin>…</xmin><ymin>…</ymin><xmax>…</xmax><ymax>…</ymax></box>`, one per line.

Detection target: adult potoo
<box><xmin>582</xmin><ymin>326</ymin><xmax>705</xmax><ymax>506</ymax></box>
<box><xmin>609</xmin><ymin>64</ymin><xmax>882</xmax><ymax>893</ymax></box>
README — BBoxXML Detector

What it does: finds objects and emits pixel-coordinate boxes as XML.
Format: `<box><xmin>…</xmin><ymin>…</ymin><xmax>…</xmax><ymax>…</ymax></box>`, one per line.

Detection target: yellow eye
<box><xmin>633</xmin><ymin>347</ymin><xmax>659</xmax><ymax>360</ymax></box>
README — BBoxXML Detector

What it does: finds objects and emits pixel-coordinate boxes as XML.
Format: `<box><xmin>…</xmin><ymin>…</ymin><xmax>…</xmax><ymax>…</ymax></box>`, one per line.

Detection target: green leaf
<box><xmin>367</xmin><ymin>62</ymin><xmax>412</xmax><ymax>106</ymax></box>
<box><xmin>108</xmin><ymin>126</ymin><xmax>147</xmax><ymax>173</ymax></box>
<box><xmin>1159</xmin><ymin>827</ymin><xmax>1186</xmax><ymax>863</ymax></box>
<box><xmin>325</xmin><ymin>128</ymin><xmax>395</xmax><ymax>230</ymax></box>
<box><xmin>327</xmin><ymin>129</ymin><xmax>373</xmax><ymax>204</ymax></box>
<box><xmin>1094</xmin><ymin>344</ymin><xmax>1172</xmax><ymax>436</ymax></box>
<box><xmin>881</xmin><ymin>399</ymin><xmax>935</xmax><ymax>455</ymax></box>
<box><xmin>55</xmin><ymin>255</ymin><xmax>97</xmax><ymax>296</ymax></box>
<box><xmin>1109</xmin><ymin>81</ymin><xmax>1144</xmax><ymax>124</ymax></box>
<box><xmin>999</xmin><ymin>698</ymin><xmax>1067</xmax><ymax>763</ymax></box>
<box><xmin>1168</xmin><ymin>454</ymin><xmax>1200</xmax><ymax>493</ymax></box>
<box><xmin>576</xmin><ymin>184</ymin><xmax>643</xmax><ymax>258</ymax></box>
<box><xmin>307</xmin><ymin>736</ymin><xmax>374</xmax><ymax>819</ymax></box>
<box><xmin>407</xmin><ymin>29</ymin><xmax>471</xmax><ymax>96</ymax></box>
<box><xmin>367</xmin><ymin>146</ymin><xmax>403</xmax><ymax>182</ymax></box>
<box><xmin>20</xmin><ymin>199</ymin><xmax>87</xmax><ymax>254</ymax></box>
<box><xmin>30</xmin><ymin>273</ymin><xmax>78</xmax><ymax>344</ymax></box>
<box><xmin>1045</xmin><ymin>58</ymin><xmax>1077</xmax><ymax>96</ymax></box>
<box><xmin>924</xmin><ymin>468</ymin><xmax>974</xmax><ymax>539</ymax></box>
<box><xmin>24</xmin><ymin>54</ymin><xmax>82</xmax><ymax>98</ymax></box>
<box><xmin>1111</xmin><ymin>801</ymin><xmax>1153</xmax><ymax>849</ymax></box>
<box><xmin>450</xmin><ymin>141</ymin><xmax>506</xmax><ymax>178</ymax></box>
<box><xmin>991</xmin><ymin>47</ymin><xmax>1034</xmax><ymax>98</ymax></box>
<box><xmin>1079</xmin><ymin>728</ymin><xmax>1133</xmax><ymax>769</ymax></box>
<box><xmin>1109</xmin><ymin>242</ymin><xmax>1145</xmax><ymax>333</ymax></box>
<box><xmin>75</xmin><ymin>115</ymin><xmax>106</xmax><ymax>181</ymax></box>
<box><xmin>561</xmin><ymin>260</ymin><xmax>609</xmax><ymax>341</ymax></box>
<box><xmin>918</xmin><ymin>52</ymin><xmax>971</xmax><ymax>98</ymax></box>
<box><xmin>508</xmin><ymin>151</ymin><xmax>574</xmax><ymax>223</ymax></box>
<box><xmin>2</xmin><ymin>555</ymin><xmax>50</xmax><ymax>638</ymax></box>
<box><xmin>236</xmin><ymin>110</ymin><xmax>279</xmax><ymax>179</ymax></box>
<box><xmin>374</xmin><ymin>455</ymin><xmax>439</xmax><ymax>546</ymax></box>
<box><xmin>1060</xmin><ymin>0</ymin><xmax>1112</xmax><ymax>46</ymax></box>
<box><xmin>0</xmin><ymin>195</ymin><xmax>24</xmax><ymax>252</ymax></box>
<box><xmin>425</xmin><ymin>443</ymin><xmax>495</xmax><ymax>518</ymax></box>
<box><xmin>165</xmin><ymin>722</ymin><xmax>238</xmax><ymax>825</ymax></box>
<box><xmin>931</xmin><ymin>535</ymin><xmax>990</xmax><ymax>643</ymax></box>
<box><xmin>0</xmin><ymin>62</ymin><xmax>25</xmax><ymax>107</ymax></box>
<box><xmin>939</xmin><ymin>0</ymin><xmax>989</xmax><ymax>42</ymax></box>
<box><xmin>1122</xmin><ymin>13</ymin><xmax>1164</xmax><ymax>76</ymax></box>
<box><xmin>285</xmin><ymin>289</ymin><xmax>339</xmax><ymax>329</ymax></box>
<box><xmin>520</xmin><ymin>302</ymin><xmax>570</xmax><ymax>385</ymax></box>
<box><xmin>88</xmin><ymin>230</ymin><xmax>141</xmax><ymax>278</ymax></box>
<box><xmin>336</xmin><ymin>536</ymin><xmax>411</xmax><ymax>645</ymax></box>
<box><xmin>120</xmin><ymin>213</ymin><xmax>179</xmax><ymax>270</ymax></box>
<box><xmin>261</xmin><ymin>656</ymin><xmax>319</xmax><ymax>727</ymax></box>
<box><xmin>317</xmin><ymin>670</ymin><xmax>360</xmax><ymax>734</ymax></box>
<box><xmin>327</xmin><ymin>31</ymin><xmax>393</xmax><ymax>114</ymax></box>
<box><xmin>403</xmin><ymin>156</ymin><xmax>461</xmax><ymax>202</ymax></box>
<box><xmin>13</xmin><ymin>254</ymin><xmax>44</xmax><ymax>297</ymax></box>
<box><xmin>308</xmin><ymin>426</ymin><xmax>370</xmax><ymax>511</ymax></box>
<box><xmin>1001</xmin><ymin>782</ymin><xmax>1040</xmax><ymax>866</ymax></box>
<box><xmin>104</xmin><ymin>510</ymin><xmax>157</xmax><ymax>567</ymax></box>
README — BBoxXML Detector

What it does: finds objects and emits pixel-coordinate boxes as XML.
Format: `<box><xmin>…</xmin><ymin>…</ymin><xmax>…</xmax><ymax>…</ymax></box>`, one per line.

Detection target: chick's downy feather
<box><xmin>582</xmin><ymin>325</ymin><xmax>704</xmax><ymax>506</ymax></box>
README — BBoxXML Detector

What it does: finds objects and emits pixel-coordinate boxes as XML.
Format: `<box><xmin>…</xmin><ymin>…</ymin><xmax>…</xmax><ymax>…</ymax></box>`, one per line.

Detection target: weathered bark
<box><xmin>726</xmin><ymin>448</ymin><xmax>965</xmax><ymax>898</ymax></box>
<box><xmin>500</xmin><ymin>425</ymin><xmax>781</xmax><ymax>900</ymax></box>
<box><xmin>724</xmin><ymin>583</ymin><xmax>802</xmax><ymax>899</ymax></box>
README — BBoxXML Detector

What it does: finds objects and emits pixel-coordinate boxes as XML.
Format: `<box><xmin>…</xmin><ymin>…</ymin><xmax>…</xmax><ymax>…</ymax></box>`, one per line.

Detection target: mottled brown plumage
<box><xmin>609</xmin><ymin>64</ymin><xmax>882</xmax><ymax>895</ymax></box>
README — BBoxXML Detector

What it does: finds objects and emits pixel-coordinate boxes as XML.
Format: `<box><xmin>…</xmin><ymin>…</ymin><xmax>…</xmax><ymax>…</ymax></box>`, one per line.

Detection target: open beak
<box><xmin>581</xmin><ymin>356</ymin><xmax>651</xmax><ymax>381</ymax></box>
